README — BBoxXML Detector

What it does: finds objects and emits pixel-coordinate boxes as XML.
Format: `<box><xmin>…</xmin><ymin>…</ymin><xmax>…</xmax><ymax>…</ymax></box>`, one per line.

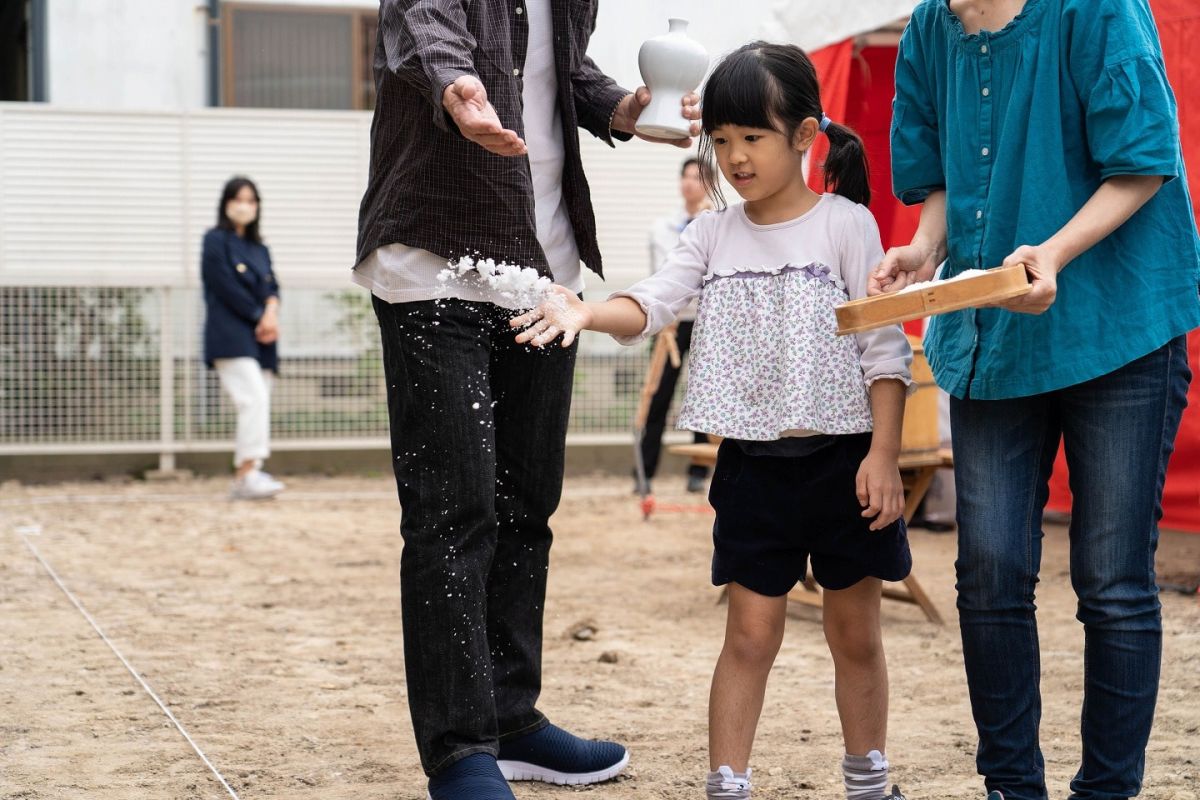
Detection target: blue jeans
<box><xmin>951</xmin><ymin>336</ymin><xmax>1191</xmax><ymax>800</ymax></box>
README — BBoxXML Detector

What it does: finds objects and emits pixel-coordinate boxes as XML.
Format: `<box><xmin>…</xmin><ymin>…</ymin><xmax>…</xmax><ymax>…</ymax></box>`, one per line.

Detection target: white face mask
<box><xmin>226</xmin><ymin>201</ymin><xmax>258</xmax><ymax>227</ymax></box>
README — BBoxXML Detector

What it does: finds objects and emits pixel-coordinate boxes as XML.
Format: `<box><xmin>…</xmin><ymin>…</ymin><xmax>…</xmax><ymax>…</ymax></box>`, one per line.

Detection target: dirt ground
<box><xmin>1</xmin><ymin>475</ymin><xmax>1198</xmax><ymax>800</ymax></box>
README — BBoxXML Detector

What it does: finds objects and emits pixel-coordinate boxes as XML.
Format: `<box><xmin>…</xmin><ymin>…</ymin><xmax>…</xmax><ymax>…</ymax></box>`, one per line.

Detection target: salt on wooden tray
<box><xmin>835</xmin><ymin>263</ymin><xmax>1031</xmax><ymax>336</ymax></box>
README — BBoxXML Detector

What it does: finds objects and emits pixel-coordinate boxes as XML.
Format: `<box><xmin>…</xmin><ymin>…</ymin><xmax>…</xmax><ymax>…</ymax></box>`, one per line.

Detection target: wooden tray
<box><xmin>836</xmin><ymin>264</ymin><xmax>1031</xmax><ymax>335</ymax></box>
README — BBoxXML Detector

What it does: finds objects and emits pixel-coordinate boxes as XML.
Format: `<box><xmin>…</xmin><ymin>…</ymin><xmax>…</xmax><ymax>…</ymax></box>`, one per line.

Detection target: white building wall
<box><xmin>40</xmin><ymin>0</ymin><xmax>915</xmax><ymax>111</ymax></box>
<box><xmin>46</xmin><ymin>0</ymin><xmax>209</xmax><ymax>109</ymax></box>
<box><xmin>0</xmin><ymin>103</ymin><xmax>683</xmax><ymax>294</ymax></box>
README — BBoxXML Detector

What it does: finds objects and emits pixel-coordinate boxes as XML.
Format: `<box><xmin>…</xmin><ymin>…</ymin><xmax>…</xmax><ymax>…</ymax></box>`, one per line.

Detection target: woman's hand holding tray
<box><xmin>835</xmin><ymin>264</ymin><xmax>1032</xmax><ymax>336</ymax></box>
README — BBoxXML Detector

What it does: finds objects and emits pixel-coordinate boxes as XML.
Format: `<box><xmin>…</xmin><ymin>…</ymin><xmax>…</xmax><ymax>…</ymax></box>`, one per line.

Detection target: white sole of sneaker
<box><xmin>228</xmin><ymin>490</ymin><xmax>282</xmax><ymax>501</ymax></box>
<box><xmin>497</xmin><ymin>751</ymin><xmax>630</xmax><ymax>785</ymax></box>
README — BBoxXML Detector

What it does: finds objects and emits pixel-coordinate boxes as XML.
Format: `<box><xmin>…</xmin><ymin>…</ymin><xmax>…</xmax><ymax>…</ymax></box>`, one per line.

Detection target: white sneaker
<box><xmin>230</xmin><ymin>469</ymin><xmax>284</xmax><ymax>500</ymax></box>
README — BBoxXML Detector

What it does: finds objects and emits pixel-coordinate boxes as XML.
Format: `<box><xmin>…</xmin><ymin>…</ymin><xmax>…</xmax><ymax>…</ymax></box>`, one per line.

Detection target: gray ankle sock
<box><xmin>707</xmin><ymin>765</ymin><xmax>751</xmax><ymax>799</ymax></box>
<box><xmin>843</xmin><ymin>750</ymin><xmax>888</xmax><ymax>800</ymax></box>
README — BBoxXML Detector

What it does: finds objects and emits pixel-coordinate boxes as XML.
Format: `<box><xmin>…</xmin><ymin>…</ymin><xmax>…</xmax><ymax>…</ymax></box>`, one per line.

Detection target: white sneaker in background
<box><xmin>229</xmin><ymin>469</ymin><xmax>284</xmax><ymax>500</ymax></box>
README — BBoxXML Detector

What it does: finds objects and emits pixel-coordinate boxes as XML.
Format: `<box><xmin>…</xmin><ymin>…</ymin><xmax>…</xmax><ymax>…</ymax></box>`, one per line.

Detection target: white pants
<box><xmin>214</xmin><ymin>357</ymin><xmax>274</xmax><ymax>468</ymax></box>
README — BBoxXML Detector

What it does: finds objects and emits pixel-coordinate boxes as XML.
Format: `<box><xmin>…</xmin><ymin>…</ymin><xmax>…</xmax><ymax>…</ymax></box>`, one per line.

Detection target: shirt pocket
<box><xmin>474</xmin><ymin>15</ymin><xmax>512</xmax><ymax>73</ymax></box>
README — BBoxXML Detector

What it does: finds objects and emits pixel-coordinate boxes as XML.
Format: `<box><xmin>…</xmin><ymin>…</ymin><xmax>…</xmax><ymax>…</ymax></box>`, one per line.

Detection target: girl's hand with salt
<box><xmin>512</xmin><ymin>287</ymin><xmax>592</xmax><ymax>348</ymax></box>
<box><xmin>511</xmin><ymin>287</ymin><xmax>648</xmax><ymax>348</ymax></box>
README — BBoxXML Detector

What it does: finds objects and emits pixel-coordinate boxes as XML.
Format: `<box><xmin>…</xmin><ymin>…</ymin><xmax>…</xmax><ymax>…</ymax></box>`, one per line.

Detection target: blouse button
<box><xmin>976</xmin><ymin>210</ymin><xmax>983</xmax><ymax>220</ymax></box>
<box><xmin>980</xmin><ymin>44</ymin><xmax>988</xmax><ymax>54</ymax></box>
<box><xmin>515</xmin><ymin>6</ymin><xmax>523</xmax><ymax>13</ymax></box>
<box><xmin>236</xmin><ymin>263</ymin><xmax>247</xmax><ymax>273</ymax></box>
<box><xmin>981</xmin><ymin>147</ymin><xmax>990</xmax><ymax>157</ymax></box>
<box><xmin>513</xmin><ymin>68</ymin><xmax>521</xmax><ymax>76</ymax></box>
<box><xmin>982</xmin><ymin>87</ymin><xmax>990</xmax><ymax>97</ymax></box>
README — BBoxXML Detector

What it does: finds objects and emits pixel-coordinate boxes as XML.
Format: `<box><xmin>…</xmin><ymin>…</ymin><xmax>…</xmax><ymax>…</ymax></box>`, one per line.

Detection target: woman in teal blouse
<box><xmin>874</xmin><ymin>1</ymin><xmax>1199</xmax><ymax>798</ymax></box>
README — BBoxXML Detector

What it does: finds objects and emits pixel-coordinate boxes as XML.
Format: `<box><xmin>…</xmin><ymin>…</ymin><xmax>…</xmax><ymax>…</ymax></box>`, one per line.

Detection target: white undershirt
<box><xmin>352</xmin><ymin>0</ymin><xmax>583</xmax><ymax>307</ymax></box>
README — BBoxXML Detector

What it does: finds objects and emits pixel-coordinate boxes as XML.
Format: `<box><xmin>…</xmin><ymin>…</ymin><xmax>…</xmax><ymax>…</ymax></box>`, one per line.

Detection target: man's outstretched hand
<box><xmin>443</xmin><ymin>76</ymin><xmax>527</xmax><ymax>157</ymax></box>
<box><xmin>612</xmin><ymin>87</ymin><xmax>702</xmax><ymax>148</ymax></box>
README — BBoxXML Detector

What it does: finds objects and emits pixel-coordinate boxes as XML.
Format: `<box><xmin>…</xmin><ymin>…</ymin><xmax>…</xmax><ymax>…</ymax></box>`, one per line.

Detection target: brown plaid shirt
<box><xmin>355</xmin><ymin>0</ymin><xmax>633</xmax><ymax>279</ymax></box>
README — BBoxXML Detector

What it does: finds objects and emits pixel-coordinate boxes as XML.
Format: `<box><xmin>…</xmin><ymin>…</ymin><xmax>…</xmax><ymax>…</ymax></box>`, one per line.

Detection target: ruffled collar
<box><xmin>938</xmin><ymin>0</ymin><xmax>1044</xmax><ymax>51</ymax></box>
<box><xmin>705</xmin><ymin>261</ymin><xmax>847</xmax><ymax>292</ymax></box>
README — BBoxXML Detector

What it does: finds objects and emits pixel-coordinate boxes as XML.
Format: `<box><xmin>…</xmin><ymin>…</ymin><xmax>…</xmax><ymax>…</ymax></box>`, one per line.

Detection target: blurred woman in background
<box><xmin>201</xmin><ymin>176</ymin><xmax>284</xmax><ymax>500</ymax></box>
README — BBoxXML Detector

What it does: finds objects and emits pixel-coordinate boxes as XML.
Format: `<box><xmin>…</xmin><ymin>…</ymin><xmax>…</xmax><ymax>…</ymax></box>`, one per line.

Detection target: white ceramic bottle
<box><xmin>635</xmin><ymin>18</ymin><xmax>709</xmax><ymax>140</ymax></box>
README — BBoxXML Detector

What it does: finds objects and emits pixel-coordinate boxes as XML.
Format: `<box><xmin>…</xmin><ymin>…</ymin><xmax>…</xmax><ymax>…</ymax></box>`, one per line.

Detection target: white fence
<box><xmin>0</xmin><ymin>105</ymin><xmax>691</xmax><ymax>466</ymax></box>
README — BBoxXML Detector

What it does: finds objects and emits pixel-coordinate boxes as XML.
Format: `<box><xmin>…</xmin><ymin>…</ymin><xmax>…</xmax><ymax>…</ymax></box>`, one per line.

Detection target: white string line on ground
<box><xmin>15</xmin><ymin>524</ymin><xmax>243</xmax><ymax>800</ymax></box>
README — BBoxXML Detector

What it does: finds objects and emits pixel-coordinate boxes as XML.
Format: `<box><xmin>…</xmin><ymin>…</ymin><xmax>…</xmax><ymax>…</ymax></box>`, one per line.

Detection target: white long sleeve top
<box><xmin>611</xmin><ymin>194</ymin><xmax>913</xmax><ymax>441</ymax></box>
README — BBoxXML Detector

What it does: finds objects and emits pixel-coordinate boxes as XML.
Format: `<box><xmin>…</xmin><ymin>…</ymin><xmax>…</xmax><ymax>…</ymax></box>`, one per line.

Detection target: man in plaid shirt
<box><xmin>352</xmin><ymin>2</ymin><xmax>699</xmax><ymax>797</ymax></box>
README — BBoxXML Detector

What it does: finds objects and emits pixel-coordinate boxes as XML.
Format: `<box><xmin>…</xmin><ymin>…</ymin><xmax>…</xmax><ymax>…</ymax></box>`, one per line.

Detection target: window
<box><xmin>223</xmin><ymin>4</ymin><xmax>378</xmax><ymax>111</ymax></box>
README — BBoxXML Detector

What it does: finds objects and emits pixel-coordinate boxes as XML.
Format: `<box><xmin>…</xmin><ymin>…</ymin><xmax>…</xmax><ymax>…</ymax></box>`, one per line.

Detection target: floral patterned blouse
<box><xmin>611</xmin><ymin>194</ymin><xmax>913</xmax><ymax>441</ymax></box>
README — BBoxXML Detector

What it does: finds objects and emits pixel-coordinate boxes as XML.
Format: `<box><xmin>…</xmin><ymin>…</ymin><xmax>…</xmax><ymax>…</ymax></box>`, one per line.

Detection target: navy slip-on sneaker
<box><xmin>497</xmin><ymin>723</ymin><xmax>629</xmax><ymax>785</ymax></box>
<box><xmin>426</xmin><ymin>753</ymin><xmax>515</xmax><ymax>800</ymax></box>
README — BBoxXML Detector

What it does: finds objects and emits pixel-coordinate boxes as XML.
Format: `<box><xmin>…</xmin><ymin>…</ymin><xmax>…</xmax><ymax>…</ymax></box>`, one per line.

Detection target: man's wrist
<box><xmin>608</xmin><ymin>93</ymin><xmax>632</xmax><ymax>135</ymax></box>
<box><xmin>433</xmin><ymin>69</ymin><xmax>477</xmax><ymax>133</ymax></box>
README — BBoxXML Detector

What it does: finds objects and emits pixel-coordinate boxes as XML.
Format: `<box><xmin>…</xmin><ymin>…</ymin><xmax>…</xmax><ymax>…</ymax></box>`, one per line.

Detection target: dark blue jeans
<box><xmin>951</xmin><ymin>336</ymin><xmax>1190</xmax><ymax>800</ymax></box>
<box><xmin>373</xmin><ymin>298</ymin><xmax>575</xmax><ymax>776</ymax></box>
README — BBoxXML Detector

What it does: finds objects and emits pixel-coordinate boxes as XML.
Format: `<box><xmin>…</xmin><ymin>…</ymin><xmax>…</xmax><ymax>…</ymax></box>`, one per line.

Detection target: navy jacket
<box><xmin>201</xmin><ymin>227</ymin><xmax>280</xmax><ymax>372</ymax></box>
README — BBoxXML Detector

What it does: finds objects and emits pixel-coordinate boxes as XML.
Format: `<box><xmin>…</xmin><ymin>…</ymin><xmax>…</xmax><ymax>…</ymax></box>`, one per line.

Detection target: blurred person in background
<box><xmin>201</xmin><ymin>176</ymin><xmax>284</xmax><ymax>500</ymax></box>
<box><xmin>638</xmin><ymin>157</ymin><xmax>712</xmax><ymax>494</ymax></box>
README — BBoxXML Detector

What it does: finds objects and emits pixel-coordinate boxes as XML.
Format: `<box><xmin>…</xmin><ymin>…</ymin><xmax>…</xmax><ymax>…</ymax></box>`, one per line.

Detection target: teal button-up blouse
<box><xmin>892</xmin><ymin>0</ymin><xmax>1200</xmax><ymax>400</ymax></box>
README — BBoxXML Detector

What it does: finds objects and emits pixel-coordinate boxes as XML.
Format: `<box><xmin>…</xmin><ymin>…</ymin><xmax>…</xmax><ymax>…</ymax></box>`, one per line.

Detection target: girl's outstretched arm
<box><xmin>511</xmin><ymin>287</ymin><xmax>647</xmax><ymax>347</ymax></box>
<box><xmin>514</xmin><ymin>211</ymin><xmax>713</xmax><ymax>348</ymax></box>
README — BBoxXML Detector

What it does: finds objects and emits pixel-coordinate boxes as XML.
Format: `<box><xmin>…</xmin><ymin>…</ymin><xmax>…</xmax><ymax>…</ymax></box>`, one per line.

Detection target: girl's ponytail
<box><xmin>821</xmin><ymin>120</ymin><xmax>871</xmax><ymax>207</ymax></box>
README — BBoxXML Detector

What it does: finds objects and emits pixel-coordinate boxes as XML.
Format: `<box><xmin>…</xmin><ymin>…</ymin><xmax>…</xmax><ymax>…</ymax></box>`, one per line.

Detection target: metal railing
<box><xmin>0</xmin><ymin>285</ymin><xmax>674</xmax><ymax>468</ymax></box>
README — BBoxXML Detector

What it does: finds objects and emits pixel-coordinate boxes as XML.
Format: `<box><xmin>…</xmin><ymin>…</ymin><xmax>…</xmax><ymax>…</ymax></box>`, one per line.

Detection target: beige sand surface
<box><xmin>1</xmin><ymin>475</ymin><xmax>1198</xmax><ymax>800</ymax></box>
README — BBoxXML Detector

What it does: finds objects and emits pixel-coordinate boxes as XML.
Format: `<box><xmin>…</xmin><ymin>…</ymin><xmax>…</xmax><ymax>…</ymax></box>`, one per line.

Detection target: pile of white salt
<box><xmin>893</xmin><ymin>268</ymin><xmax>990</xmax><ymax>295</ymax></box>
<box><xmin>436</xmin><ymin>256</ymin><xmax>552</xmax><ymax>308</ymax></box>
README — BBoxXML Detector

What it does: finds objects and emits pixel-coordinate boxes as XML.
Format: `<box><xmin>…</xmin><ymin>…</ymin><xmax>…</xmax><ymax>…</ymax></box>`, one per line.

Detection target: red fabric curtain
<box><xmin>810</xmin><ymin>15</ymin><xmax>1200</xmax><ymax>531</ymax></box>
<box><xmin>809</xmin><ymin>40</ymin><xmax>923</xmax><ymax>333</ymax></box>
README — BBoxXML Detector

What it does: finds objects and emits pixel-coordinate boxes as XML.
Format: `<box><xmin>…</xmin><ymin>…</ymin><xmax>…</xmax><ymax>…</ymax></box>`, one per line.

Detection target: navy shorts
<box><xmin>709</xmin><ymin>434</ymin><xmax>912</xmax><ymax>595</ymax></box>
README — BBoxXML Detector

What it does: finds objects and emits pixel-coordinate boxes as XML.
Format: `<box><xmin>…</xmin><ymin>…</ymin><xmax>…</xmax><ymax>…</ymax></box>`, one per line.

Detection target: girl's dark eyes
<box><xmin>713</xmin><ymin>137</ymin><xmax>728</xmax><ymax>145</ymax></box>
<box><xmin>744</xmin><ymin>135</ymin><xmax>762</xmax><ymax>142</ymax></box>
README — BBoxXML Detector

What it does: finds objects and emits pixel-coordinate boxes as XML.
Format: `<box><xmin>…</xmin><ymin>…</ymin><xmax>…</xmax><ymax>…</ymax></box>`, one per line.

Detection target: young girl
<box><xmin>513</xmin><ymin>43</ymin><xmax>912</xmax><ymax>800</ymax></box>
